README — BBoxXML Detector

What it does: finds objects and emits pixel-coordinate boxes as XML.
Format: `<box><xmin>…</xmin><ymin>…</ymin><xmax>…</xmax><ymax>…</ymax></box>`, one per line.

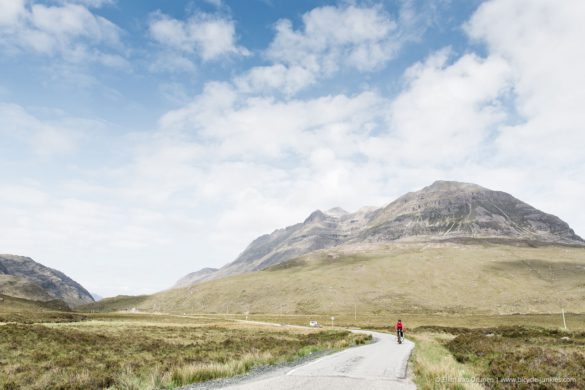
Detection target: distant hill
<box><xmin>78</xmin><ymin>295</ymin><xmax>149</xmax><ymax>312</ymax></box>
<box><xmin>175</xmin><ymin>181</ymin><xmax>584</xmax><ymax>287</ymax></box>
<box><xmin>0</xmin><ymin>255</ymin><xmax>94</xmax><ymax>307</ymax></box>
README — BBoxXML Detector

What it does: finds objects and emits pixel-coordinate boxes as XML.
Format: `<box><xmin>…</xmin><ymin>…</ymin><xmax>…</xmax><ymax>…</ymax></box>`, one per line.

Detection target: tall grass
<box><xmin>170</xmin><ymin>351</ymin><xmax>273</xmax><ymax>385</ymax></box>
<box><xmin>113</xmin><ymin>354</ymin><xmax>271</xmax><ymax>390</ymax></box>
<box><xmin>0</xmin><ymin>317</ymin><xmax>370</xmax><ymax>390</ymax></box>
<box><xmin>410</xmin><ymin>332</ymin><xmax>483</xmax><ymax>390</ymax></box>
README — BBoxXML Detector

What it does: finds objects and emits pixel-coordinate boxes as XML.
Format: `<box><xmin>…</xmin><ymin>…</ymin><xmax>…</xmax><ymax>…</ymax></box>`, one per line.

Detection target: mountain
<box><xmin>0</xmin><ymin>255</ymin><xmax>94</xmax><ymax>307</ymax></box>
<box><xmin>0</xmin><ymin>274</ymin><xmax>55</xmax><ymax>302</ymax></box>
<box><xmin>360</xmin><ymin>180</ymin><xmax>582</xmax><ymax>243</ymax></box>
<box><xmin>173</xmin><ymin>268</ymin><xmax>218</xmax><ymax>289</ymax></box>
<box><xmin>175</xmin><ymin>181</ymin><xmax>583</xmax><ymax>287</ymax></box>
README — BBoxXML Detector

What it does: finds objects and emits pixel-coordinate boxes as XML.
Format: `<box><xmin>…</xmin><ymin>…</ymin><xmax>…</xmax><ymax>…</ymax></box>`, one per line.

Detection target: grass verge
<box><xmin>409</xmin><ymin>332</ymin><xmax>483</xmax><ymax>390</ymax></box>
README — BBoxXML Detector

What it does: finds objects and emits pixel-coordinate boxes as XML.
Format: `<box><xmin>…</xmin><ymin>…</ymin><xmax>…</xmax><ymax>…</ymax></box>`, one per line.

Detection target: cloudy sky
<box><xmin>1</xmin><ymin>0</ymin><xmax>583</xmax><ymax>297</ymax></box>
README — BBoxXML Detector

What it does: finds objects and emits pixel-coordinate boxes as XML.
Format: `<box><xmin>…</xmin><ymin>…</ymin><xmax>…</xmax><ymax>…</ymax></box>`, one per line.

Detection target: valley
<box><xmin>2</xmin><ymin>181</ymin><xmax>585</xmax><ymax>389</ymax></box>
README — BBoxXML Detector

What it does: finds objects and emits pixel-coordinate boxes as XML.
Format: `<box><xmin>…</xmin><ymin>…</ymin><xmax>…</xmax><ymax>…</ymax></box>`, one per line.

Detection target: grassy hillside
<box><xmin>0</xmin><ymin>294</ymin><xmax>87</xmax><ymax>323</ymax></box>
<box><xmin>77</xmin><ymin>294</ymin><xmax>149</xmax><ymax>312</ymax></box>
<box><xmin>0</xmin><ymin>294</ymin><xmax>70</xmax><ymax>312</ymax></box>
<box><xmin>94</xmin><ymin>241</ymin><xmax>585</xmax><ymax>316</ymax></box>
<box><xmin>0</xmin><ymin>274</ymin><xmax>55</xmax><ymax>302</ymax></box>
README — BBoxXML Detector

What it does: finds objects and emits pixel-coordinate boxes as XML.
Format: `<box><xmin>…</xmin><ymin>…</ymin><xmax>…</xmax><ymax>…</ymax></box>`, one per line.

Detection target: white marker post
<box><xmin>562</xmin><ymin>308</ymin><xmax>567</xmax><ymax>330</ymax></box>
<box><xmin>331</xmin><ymin>316</ymin><xmax>335</xmax><ymax>327</ymax></box>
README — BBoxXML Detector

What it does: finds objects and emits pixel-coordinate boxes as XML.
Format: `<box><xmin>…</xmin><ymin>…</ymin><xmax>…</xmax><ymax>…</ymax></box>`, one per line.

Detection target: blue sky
<box><xmin>1</xmin><ymin>0</ymin><xmax>584</xmax><ymax>297</ymax></box>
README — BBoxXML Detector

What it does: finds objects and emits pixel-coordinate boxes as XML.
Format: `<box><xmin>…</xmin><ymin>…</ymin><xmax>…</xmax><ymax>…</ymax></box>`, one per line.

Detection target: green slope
<box><xmin>0</xmin><ymin>294</ymin><xmax>85</xmax><ymax>323</ymax></box>
<box><xmin>86</xmin><ymin>241</ymin><xmax>585</xmax><ymax>315</ymax></box>
<box><xmin>77</xmin><ymin>295</ymin><xmax>150</xmax><ymax>312</ymax></box>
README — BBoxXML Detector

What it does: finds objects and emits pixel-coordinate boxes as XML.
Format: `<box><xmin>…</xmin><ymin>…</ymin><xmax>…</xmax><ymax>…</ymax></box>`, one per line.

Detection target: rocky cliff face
<box><xmin>361</xmin><ymin>181</ymin><xmax>583</xmax><ymax>244</ymax></box>
<box><xmin>204</xmin><ymin>206</ymin><xmax>378</xmax><ymax>283</ymax></box>
<box><xmin>176</xmin><ymin>181</ymin><xmax>583</xmax><ymax>287</ymax></box>
<box><xmin>0</xmin><ymin>255</ymin><xmax>94</xmax><ymax>307</ymax></box>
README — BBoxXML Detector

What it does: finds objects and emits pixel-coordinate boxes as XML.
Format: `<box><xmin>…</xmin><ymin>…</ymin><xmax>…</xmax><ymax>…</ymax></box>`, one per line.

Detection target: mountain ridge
<box><xmin>0</xmin><ymin>255</ymin><xmax>94</xmax><ymax>307</ymax></box>
<box><xmin>175</xmin><ymin>180</ymin><xmax>583</xmax><ymax>288</ymax></box>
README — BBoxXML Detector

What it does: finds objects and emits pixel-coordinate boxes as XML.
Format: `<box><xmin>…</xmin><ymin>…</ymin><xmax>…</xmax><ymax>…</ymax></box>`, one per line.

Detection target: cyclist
<box><xmin>395</xmin><ymin>319</ymin><xmax>404</xmax><ymax>343</ymax></box>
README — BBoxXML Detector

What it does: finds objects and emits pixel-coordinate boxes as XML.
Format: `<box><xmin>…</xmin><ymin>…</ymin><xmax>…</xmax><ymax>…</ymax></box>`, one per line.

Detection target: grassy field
<box><xmin>88</xmin><ymin>242</ymin><xmax>585</xmax><ymax>316</ymax></box>
<box><xmin>3</xmin><ymin>304</ymin><xmax>585</xmax><ymax>389</ymax></box>
<box><xmin>0</xmin><ymin>312</ymin><xmax>370</xmax><ymax>390</ymax></box>
<box><xmin>216</xmin><ymin>312</ymin><xmax>585</xmax><ymax>333</ymax></box>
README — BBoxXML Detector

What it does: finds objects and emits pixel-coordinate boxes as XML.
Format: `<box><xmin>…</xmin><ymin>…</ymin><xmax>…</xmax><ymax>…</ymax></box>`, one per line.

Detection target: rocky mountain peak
<box><xmin>424</xmin><ymin>180</ymin><xmax>486</xmax><ymax>193</ymax></box>
<box><xmin>303</xmin><ymin>210</ymin><xmax>329</xmax><ymax>223</ymax></box>
<box><xmin>367</xmin><ymin>181</ymin><xmax>583</xmax><ymax>244</ymax></box>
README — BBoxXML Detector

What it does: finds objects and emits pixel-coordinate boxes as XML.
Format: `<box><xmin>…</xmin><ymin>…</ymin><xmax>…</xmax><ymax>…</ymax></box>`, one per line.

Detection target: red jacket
<box><xmin>395</xmin><ymin>322</ymin><xmax>403</xmax><ymax>330</ymax></box>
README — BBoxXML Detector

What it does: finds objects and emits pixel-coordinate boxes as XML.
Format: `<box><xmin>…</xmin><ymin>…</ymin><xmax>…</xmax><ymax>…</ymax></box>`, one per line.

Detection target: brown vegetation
<box><xmin>445</xmin><ymin>327</ymin><xmax>584</xmax><ymax>389</ymax></box>
<box><xmin>85</xmin><ymin>243</ymin><xmax>585</xmax><ymax>316</ymax></box>
<box><xmin>409</xmin><ymin>326</ymin><xmax>584</xmax><ymax>390</ymax></box>
<box><xmin>0</xmin><ymin>314</ymin><xmax>370</xmax><ymax>389</ymax></box>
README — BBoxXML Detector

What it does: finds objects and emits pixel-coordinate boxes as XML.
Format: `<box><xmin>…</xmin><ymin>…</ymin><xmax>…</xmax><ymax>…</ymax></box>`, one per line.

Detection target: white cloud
<box><xmin>267</xmin><ymin>4</ymin><xmax>397</xmax><ymax>74</ymax></box>
<box><xmin>147</xmin><ymin>82</ymin><xmax>392</xmax><ymax>253</ymax></box>
<box><xmin>467</xmin><ymin>0</ymin><xmax>585</xmax><ymax>165</ymax></box>
<box><xmin>384</xmin><ymin>48</ymin><xmax>512</xmax><ymax>166</ymax></box>
<box><xmin>149</xmin><ymin>52</ymin><xmax>197</xmax><ymax>73</ymax></box>
<box><xmin>160</xmin><ymin>82</ymin><xmax>386</xmax><ymax>161</ymax></box>
<box><xmin>58</xmin><ymin>0</ymin><xmax>115</xmax><ymax>8</ymax></box>
<box><xmin>0</xmin><ymin>0</ymin><xmax>125</xmax><ymax>65</ymax></box>
<box><xmin>237</xmin><ymin>2</ymin><xmax>430</xmax><ymax>96</ymax></box>
<box><xmin>0</xmin><ymin>184</ymin><xmax>48</xmax><ymax>206</ymax></box>
<box><xmin>0</xmin><ymin>0</ymin><xmax>26</xmax><ymax>27</ymax></box>
<box><xmin>234</xmin><ymin>64</ymin><xmax>315</xmax><ymax>96</ymax></box>
<box><xmin>149</xmin><ymin>11</ymin><xmax>248</xmax><ymax>62</ymax></box>
<box><xmin>0</xmin><ymin>103</ymin><xmax>105</xmax><ymax>157</ymax></box>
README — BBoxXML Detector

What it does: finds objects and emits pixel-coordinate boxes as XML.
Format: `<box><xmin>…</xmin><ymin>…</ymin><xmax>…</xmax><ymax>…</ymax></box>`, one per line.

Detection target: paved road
<box><xmin>220</xmin><ymin>330</ymin><xmax>416</xmax><ymax>390</ymax></box>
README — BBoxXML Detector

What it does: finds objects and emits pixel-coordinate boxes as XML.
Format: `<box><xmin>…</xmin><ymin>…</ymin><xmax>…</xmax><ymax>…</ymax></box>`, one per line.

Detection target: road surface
<box><xmin>219</xmin><ymin>330</ymin><xmax>416</xmax><ymax>390</ymax></box>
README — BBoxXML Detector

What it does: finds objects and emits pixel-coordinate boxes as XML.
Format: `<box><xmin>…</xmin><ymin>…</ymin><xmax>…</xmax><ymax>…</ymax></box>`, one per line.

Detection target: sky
<box><xmin>1</xmin><ymin>0</ymin><xmax>584</xmax><ymax>298</ymax></box>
